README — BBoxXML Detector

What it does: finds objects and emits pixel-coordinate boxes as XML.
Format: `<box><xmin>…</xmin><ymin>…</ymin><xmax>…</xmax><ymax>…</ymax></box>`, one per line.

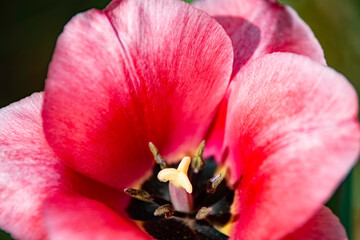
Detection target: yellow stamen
<box><xmin>195</xmin><ymin>207</ymin><xmax>212</xmax><ymax>220</ymax></box>
<box><xmin>149</xmin><ymin>142</ymin><xmax>167</xmax><ymax>169</ymax></box>
<box><xmin>191</xmin><ymin>140</ymin><xmax>205</xmax><ymax>173</ymax></box>
<box><xmin>157</xmin><ymin>156</ymin><xmax>193</xmax><ymax>194</ymax></box>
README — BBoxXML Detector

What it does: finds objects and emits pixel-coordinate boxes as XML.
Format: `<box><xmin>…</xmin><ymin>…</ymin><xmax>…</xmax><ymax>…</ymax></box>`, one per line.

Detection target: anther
<box><xmin>207</xmin><ymin>169</ymin><xmax>226</xmax><ymax>194</ymax></box>
<box><xmin>191</xmin><ymin>140</ymin><xmax>205</xmax><ymax>173</ymax></box>
<box><xmin>124</xmin><ymin>188</ymin><xmax>154</xmax><ymax>202</ymax></box>
<box><xmin>149</xmin><ymin>142</ymin><xmax>167</xmax><ymax>169</ymax></box>
<box><xmin>154</xmin><ymin>204</ymin><xmax>174</xmax><ymax>218</ymax></box>
<box><xmin>195</xmin><ymin>207</ymin><xmax>212</xmax><ymax>220</ymax></box>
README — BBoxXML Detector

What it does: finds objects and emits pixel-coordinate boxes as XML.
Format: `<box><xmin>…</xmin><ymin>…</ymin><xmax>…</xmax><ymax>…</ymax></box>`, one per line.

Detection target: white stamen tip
<box><xmin>157</xmin><ymin>156</ymin><xmax>193</xmax><ymax>193</ymax></box>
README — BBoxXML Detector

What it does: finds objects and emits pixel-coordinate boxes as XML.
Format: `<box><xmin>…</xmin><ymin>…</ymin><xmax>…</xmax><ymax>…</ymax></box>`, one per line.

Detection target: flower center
<box><xmin>124</xmin><ymin>141</ymin><xmax>234</xmax><ymax>240</ymax></box>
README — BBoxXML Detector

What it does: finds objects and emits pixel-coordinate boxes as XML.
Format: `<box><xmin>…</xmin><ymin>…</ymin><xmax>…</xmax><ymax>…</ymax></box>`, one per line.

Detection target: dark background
<box><xmin>0</xmin><ymin>0</ymin><xmax>359</xmax><ymax>239</ymax></box>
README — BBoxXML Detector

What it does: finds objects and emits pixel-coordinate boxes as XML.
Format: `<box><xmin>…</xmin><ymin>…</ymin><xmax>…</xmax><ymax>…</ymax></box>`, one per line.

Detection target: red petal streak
<box><xmin>282</xmin><ymin>206</ymin><xmax>347</xmax><ymax>240</ymax></box>
<box><xmin>225</xmin><ymin>53</ymin><xmax>359</xmax><ymax>239</ymax></box>
<box><xmin>193</xmin><ymin>0</ymin><xmax>325</xmax><ymax>76</ymax></box>
<box><xmin>43</xmin><ymin>191</ymin><xmax>151</xmax><ymax>240</ymax></box>
<box><xmin>43</xmin><ymin>0</ymin><xmax>233</xmax><ymax>190</ymax></box>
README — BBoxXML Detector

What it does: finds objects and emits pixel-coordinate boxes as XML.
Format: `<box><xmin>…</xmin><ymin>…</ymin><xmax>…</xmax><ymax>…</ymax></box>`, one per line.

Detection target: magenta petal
<box><xmin>0</xmin><ymin>93</ymin><xmax>62</xmax><ymax>239</ymax></box>
<box><xmin>43</xmin><ymin>0</ymin><xmax>233</xmax><ymax>190</ymax></box>
<box><xmin>224</xmin><ymin>53</ymin><xmax>359</xmax><ymax>239</ymax></box>
<box><xmin>43</xmin><ymin>191</ymin><xmax>151</xmax><ymax>239</ymax></box>
<box><xmin>282</xmin><ymin>206</ymin><xmax>347</xmax><ymax>240</ymax></box>
<box><xmin>193</xmin><ymin>0</ymin><xmax>325</xmax><ymax>75</ymax></box>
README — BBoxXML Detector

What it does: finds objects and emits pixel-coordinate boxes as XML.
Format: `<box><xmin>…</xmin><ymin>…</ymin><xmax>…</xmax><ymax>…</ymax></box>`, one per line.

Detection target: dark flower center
<box><xmin>125</xmin><ymin>147</ymin><xmax>235</xmax><ymax>240</ymax></box>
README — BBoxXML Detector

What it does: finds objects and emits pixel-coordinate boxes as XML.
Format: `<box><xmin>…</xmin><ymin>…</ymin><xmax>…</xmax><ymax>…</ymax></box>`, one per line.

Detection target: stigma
<box><xmin>157</xmin><ymin>156</ymin><xmax>193</xmax><ymax>194</ymax></box>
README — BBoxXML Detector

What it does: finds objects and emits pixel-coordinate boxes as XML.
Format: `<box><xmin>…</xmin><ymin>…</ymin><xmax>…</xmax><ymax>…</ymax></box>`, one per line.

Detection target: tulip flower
<box><xmin>0</xmin><ymin>0</ymin><xmax>359</xmax><ymax>239</ymax></box>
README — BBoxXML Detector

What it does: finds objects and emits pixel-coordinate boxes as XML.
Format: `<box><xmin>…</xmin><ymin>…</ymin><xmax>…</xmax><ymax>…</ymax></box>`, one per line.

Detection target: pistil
<box><xmin>157</xmin><ymin>156</ymin><xmax>193</xmax><ymax>212</ymax></box>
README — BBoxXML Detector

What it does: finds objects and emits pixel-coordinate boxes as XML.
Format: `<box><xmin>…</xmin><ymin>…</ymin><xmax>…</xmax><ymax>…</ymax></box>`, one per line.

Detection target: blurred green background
<box><xmin>0</xmin><ymin>0</ymin><xmax>359</xmax><ymax>239</ymax></box>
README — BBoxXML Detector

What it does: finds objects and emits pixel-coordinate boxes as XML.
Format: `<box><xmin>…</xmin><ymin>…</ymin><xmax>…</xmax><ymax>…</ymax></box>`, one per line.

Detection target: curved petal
<box><xmin>282</xmin><ymin>206</ymin><xmax>347</xmax><ymax>240</ymax></box>
<box><xmin>224</xmin><ymin>53</ymin><xmax>359</xmax><ymax>240</ymax></box>
<box><xmin>43</xmin><ymin>0</ymin><xmax>233</xmax><ymax>190</ymax></box>
<box><xmin>0</xmin><ymin>93</ymin><xmax>61</xmax><ymax>239</ymax></box>
<box><xmin>43</xmin><ymin>191</ymin><xmax>151</xmax><ymax>240</ymax></box>
<box><xmin>0</xmin><ymin>93</ymin><xmax>132</xmax><ymax>239</ymax></box>
<box><xmin>193</xmin><ymin>0</ymin><xmax>325</xmax><ymax>76</ymax></box>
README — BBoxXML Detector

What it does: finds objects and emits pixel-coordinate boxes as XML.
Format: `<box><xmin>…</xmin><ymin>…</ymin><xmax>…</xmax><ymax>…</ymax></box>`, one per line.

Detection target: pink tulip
<box><xmin>0</xmin><ymin>0</ymin><xmax>359</xmax><ymax>239</ymax></box>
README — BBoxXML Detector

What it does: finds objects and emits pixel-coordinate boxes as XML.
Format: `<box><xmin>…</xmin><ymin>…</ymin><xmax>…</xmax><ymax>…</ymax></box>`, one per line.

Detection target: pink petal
<box><xmin>43</xmin><ymin>0</ymin><xmax>233</xmax><ymax>190</ymax></box>
<box><xmin>224</xmin><ymin>53</ymin><xmax>359</xmax><ymax>239</ymax></box>
<box><xmin>203</xmin><ymin>88</ymin><xmax>231</xmax><ymax>161</ymax></box>
<box><xmin>0</xmin><ymin>93</ymin><xmax>61</xmax><ymax>239</ymax></box>
<box><xmin>282</xmin><ymin>206</ymin><xmax>347</xmax><ymax>240</ymax></box>
<box><xmin>43</xmin><ymin>191</ymin><xmax>151</xmax><ymax>240</ymax></box>
<box><xmin>0</xmin><ymin>93</ymin><xmax>134</xmax><ymax>239</ymax></box>
<box><xmin>193</xmin><ymin>0</ymin><xmax>325</xmax><ymax>76</ymax></box>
